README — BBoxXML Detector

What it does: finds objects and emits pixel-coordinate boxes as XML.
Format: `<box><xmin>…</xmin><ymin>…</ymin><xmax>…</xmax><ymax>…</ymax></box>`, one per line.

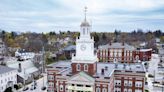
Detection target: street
<box><xmin>18</xmin><ymin>73</ymin><xmax>47</xmax><ymax>92</ymax></box>
<box><xmin>146</xmin><ymin>54</ymin><xmax>164</xmax><ymax>92</ymax></box>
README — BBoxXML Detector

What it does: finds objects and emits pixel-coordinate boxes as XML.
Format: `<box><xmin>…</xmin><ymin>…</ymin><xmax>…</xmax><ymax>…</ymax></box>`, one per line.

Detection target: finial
<box><xmin>84</xmin><ymin>6</ymin><xmax>87</xmax><ymax>21</ymax></box>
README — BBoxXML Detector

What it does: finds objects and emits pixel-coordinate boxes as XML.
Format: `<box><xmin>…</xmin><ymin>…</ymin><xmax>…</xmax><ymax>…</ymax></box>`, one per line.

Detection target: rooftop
<box><xmin>0</xmin><ymin>65</ymin><xmax>16</xmax><ymax>74</ymax></box>
<box><xmin>48</xmin><ymin>61</ymin><xmax>145</xmax><ymax>78</ymax></box>
<box><xmin>64</xmin><ymin>45</ymin><xmax>76</xmax><ymax>51</ymax></box>
<box><xmin>98</xmin><ymin>42</ymin><xmax>135</xmax><ymax>51</ymax></box>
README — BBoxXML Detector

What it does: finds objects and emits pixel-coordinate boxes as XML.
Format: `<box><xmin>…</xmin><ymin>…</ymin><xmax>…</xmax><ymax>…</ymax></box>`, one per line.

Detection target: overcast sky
<box><xmin>0</xmin><ymin>0</ymin><xmax>164</xmax><ymax>33</ymax></box>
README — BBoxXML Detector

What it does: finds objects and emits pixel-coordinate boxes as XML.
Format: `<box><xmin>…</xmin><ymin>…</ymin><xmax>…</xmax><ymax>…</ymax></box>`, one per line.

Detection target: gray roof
<box><xmin>48</xmin><ymin>61</ymin><xmax>145</xmax><ymax>78</ymax></box>
<box><xmin>64</xmin><ymin>45</ymin><xmax>76</xmax><ymax>51</ymax></box>
<box><xmin>98</xmin><ymin>42</ymin><xmax>135</xmax><ymax>51</ymax></box>
<box><xmin>0</xmin><ymin>65</ymin><xmax>16</xmax><ymax>74</ymax></box>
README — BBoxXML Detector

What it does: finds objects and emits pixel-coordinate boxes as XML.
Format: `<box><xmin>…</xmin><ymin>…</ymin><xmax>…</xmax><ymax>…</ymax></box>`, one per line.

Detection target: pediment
<box><xmin>68</xmin><ymin>71</ymin><xmax>95</xmax><ymax>83</ymax></box>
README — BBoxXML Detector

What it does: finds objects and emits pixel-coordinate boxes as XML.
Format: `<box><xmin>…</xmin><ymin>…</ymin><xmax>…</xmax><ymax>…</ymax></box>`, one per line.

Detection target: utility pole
<box><xmin>42</xmin><ymin>46</ymin><xmax>45</xmax><ymax>73</ymax></box>
<box><xmin>41</xmin><ymin>46</ymin><xmax>46</xmax><ymax>90</ymax></box>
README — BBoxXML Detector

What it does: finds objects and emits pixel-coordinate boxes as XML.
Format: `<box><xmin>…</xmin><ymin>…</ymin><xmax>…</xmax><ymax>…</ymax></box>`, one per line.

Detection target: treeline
<box><xmin>0</xmin><ymin>29</ymin><xmax>163</xmax><ymax>52</ymax></box>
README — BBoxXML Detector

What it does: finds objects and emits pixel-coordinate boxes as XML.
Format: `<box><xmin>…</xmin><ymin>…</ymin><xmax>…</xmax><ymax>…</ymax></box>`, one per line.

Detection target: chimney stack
<box><xmin>115</xmin><ymin>64</ymin><xmax>118</xmax><ymax>69</ymax></box>
<box><xmin>105</xmin><ymin>66</ymin><xmax>108</xmax><ymax>71</ymax></box>
<box><xmin>109</xmin><ymin>41</ymin><xmax>112</xmax><ymax>45</ymax></box>
<box><xmin>122</xmin><ymin>42</ymin><xmax>125</xmax><ymax>46</ymax></box>
<box><xmin>18</xmin><ymin>63</ymin><xmax>22</xmax><ymax>72</ymax></box>
<box><xmin>101</xmin><ymin>69</ymin><xmax>104</xmax><ymax>75</ymax></box>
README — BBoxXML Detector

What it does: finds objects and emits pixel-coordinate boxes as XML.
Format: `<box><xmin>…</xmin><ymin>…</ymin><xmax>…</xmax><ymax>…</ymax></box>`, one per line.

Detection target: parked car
<box><xmin>23</xmin><ymin>87</ymin><xmax>29</xmax><ymax>91</ymax></box>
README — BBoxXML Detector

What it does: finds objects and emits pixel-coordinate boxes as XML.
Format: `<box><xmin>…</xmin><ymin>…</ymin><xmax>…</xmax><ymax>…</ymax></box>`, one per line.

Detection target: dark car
<box><xmin>23</xmin><ymin>87</ymin><xmax>29</xmax><ymax>91</ymax></box>
<box><xmin>41</xmin><ymin>86</ymin><xmax>46</xmax><ymax>90</ymax></box>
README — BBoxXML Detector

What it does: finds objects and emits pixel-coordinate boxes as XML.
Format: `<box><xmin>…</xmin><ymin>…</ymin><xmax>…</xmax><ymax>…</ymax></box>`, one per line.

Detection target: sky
<box><xmin>0</xmin><ymin>0</ymin><xmax>164</xmax><ymax>33</ymax></box>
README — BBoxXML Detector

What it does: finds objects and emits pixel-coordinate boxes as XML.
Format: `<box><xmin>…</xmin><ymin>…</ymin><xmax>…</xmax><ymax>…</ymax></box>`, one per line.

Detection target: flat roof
<box><xmin>48</xmin><ymin>61</ymin><xmax>145</xmax><ymax>78</ymax></box>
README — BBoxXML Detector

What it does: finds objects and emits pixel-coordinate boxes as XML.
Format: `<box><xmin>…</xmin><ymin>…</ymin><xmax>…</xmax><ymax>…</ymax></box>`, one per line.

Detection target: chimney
<box><xmin>109</xmin><ymin>41</ymin><xmax>112</xmax><ymax>45</ymax></box>
<box><xmin>101</xmin><ymin>69</ymin><xmax>104</xmax><ymax>75</ymax></box>
<box><xmin>18</xmin><ymin>63</ymin><xmax>22</xmax><ymax>72</ymax></box>
<box><xmin>122</xmin><ymin>42</ymin><xmax>125</xmax><ymax>46</ymax></box>
<box><xmin>115</xmin><ymin>64</ymin><xmax>118</xmax><ymax>68</ymax></box>
<box><xmin>123</xmin><ymin>64</ymin><xmax>126</xmax><ymax>69</ymax></box>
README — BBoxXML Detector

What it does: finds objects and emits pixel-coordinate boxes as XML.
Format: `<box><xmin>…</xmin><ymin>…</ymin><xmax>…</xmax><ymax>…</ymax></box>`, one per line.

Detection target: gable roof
<box><xmin>0</xmin><ymin>65</ymin><xmax>16</xmax><ymax>74</ymax></box>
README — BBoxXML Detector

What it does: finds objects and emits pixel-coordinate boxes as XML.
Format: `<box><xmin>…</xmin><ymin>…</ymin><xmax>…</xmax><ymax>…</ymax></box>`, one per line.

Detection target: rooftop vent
<box><xmin>115</xmin><ymin>64</ymin><xmax>118</xmax><ymax>69</ymax></box>
<box><xmin>136</xmin><ymin>65</ymin><xmax>141</xmax><ymax>68</ymax></box>
<box><xmin>101</xmin><ymin>69</ymin><xmax>104</xmax><ymax>75</ymax></box>
<box><xmin>123</xmin><ymin>64</ymin><xmax>126</xmax><ymax>69</ymax></box>
<box><xmin>105</xmin><ymin>66</ymin><xmax>108</xmax><ymax>71</ymax></box>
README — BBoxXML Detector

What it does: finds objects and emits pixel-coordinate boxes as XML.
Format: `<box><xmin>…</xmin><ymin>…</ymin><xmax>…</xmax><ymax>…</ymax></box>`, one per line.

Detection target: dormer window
<box><xmin>77</xmin><ymin>64</ymin><xmax>81</xmax><ymax>71</ymax></box>
<box><xmin>84</xmin><ymin>64</ymin><xmax>88</xmax><ymax>71</ymax></box>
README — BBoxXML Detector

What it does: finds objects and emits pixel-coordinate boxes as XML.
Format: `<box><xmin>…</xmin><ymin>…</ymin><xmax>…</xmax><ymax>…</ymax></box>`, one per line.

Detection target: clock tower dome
<box><xmin>71</xmin><ymin>7</ymin><xmax>98</xmax><ymax>75</ymax></box>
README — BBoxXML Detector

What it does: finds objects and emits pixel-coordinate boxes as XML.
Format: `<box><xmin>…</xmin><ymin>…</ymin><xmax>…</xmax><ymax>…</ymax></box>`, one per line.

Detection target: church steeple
<box><xmin>71</xmin><ymin>7</ymin><xmax>98</xmax><ymax>76</ymax></box>
<box><xmin>80</xmin><ymin>7</ymin><xmax>90</xmax><ymax>27</ymax></box>
<box><xmin>80</xmin><ymin>7</ymin><xmax>91</xmax><ymax>38</ymax></box>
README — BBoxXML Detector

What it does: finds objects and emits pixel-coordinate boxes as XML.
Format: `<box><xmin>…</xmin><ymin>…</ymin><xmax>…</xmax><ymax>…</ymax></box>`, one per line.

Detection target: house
<box><xmin>15</xmin><ymin>49</ymin><xmax>35</xmax><ymax>61</ymax></box>
<box><xmin>6</xmin><ymin>59</ymin><xmax>39</xmax><ymax>84</ymax></box>
<box><xmin>0</xmin><ymin>65</ymin><xmax>18</xmax><ymax>92</ymax></box>
<box><xmin>63</xmin><ymin>45</ymin><xmax>76</xmax><ymax>59</ymax></box>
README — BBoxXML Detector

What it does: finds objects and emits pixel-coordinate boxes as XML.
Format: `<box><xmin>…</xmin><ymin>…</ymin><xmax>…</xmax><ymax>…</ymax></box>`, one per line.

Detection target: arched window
<box><xmin>60</xmin><ymin>85</ymin><xmax>63</xmax><ymax>91</ymax></box>
<box><xmin>76</xmin><ymin>64</ymin><xmax>81</xmax><ymax>71</ymax></box>
<box><xmin>84</xmin><ymin>64</ymin><xmax>88</xmax><ymax>71</ymax></box>
<box><xmin>96</xmin><ymin>87</ymin><xmax>100</xmax><ymax>92</ymax></box>
<box><xmin>87</xmin><ymin>28</ymin><xmax>89</xmax><ymax>34</ymax></box>
<box><xmin>83</xmin><ymin>28</ymin><xmax>85</xmax><ymax>35</ymax></box>
<box><xmin>102</xmin><ymin>88</ymin><xmax>107</xmax><ymax>92</ymax></box>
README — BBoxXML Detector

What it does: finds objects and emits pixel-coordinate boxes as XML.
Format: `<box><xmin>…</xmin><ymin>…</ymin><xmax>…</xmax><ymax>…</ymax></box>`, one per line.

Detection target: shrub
<box><xmin>14</xmin><ymin>84</ymin><xmax>19</xmax><ymax>90</ymax></box>
<box><xmin>4</xmin><ymin>87</ymin><xmax>12</xmax><ymax>92</ymax></box>
<box><xmin>148</xmin><ymin>74</ymin><xmax>154</xmax><ymax>78</ymax></box>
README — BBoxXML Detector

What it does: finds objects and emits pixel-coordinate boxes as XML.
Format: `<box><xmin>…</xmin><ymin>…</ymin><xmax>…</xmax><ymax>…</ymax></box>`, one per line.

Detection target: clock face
<box><xmin>80</xmin><ymin>44</ymin><xmax>86</xmax><ymax>51</ymax></box>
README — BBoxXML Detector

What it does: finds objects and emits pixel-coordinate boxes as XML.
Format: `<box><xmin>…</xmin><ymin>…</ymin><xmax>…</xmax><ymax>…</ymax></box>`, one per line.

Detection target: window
<box><xmin>96</xmin><ymin>87</ymin><xmax>100</xmax><ymax>92</ymax></box>
<box><xmin>83</xmin><ymin>28</ymin><xmax>85</xmax><ymax>35</ymax></box>
<box><xmin>87</xmin><ymin>28</ymin><xmax>89</xmax><ymax>34</ymax></box>
<box><xmin>84</xmin><ymin>64</ymin><xmax>88</xmax><ymax>71</ymax></box>
<box><xmin>102</xmin><ymin>88</ymin><xmax>107</xmax><ymax>92</ymax></box>
<box><xmin>48</xmin><ymin>75</ymin><xmax>54</xmax><ymax>80</ymax></box>
<box><xmin>86</xmin><ymin>85</ymin><xmax>91</xmax><ymax>87</ymax></box>
<box><xmin>60</xmin><ymin>85</ymin><xmax>63</xmax><ymax>91</ymax></box>
<box><xmin>76</xmin><ymin>64</ymin><xmax>81</xmax><ymax>71</ymax></box>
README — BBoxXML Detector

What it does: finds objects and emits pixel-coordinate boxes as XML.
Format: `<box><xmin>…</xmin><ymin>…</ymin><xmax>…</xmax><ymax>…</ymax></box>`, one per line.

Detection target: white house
<box><xmin>0</xmin><ymin>65</ymin><xmax>17</xmax><ymax>92</ymax></box>
<box><xmin>15</xmin><ymin>49</ymin><xmax>35</xmax><ymax>60</ymax></box>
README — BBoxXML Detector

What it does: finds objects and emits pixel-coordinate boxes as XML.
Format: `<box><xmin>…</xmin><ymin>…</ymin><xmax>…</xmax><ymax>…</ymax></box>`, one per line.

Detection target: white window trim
<box><xmin>84</xmin><ymin>64</ymin><xmax>88</xmax><ymax>71</ymax></box>
<box><xmin>76</xmin><ymin>64</ymin><xmax>81</xmax><ymax>71</ymax></box>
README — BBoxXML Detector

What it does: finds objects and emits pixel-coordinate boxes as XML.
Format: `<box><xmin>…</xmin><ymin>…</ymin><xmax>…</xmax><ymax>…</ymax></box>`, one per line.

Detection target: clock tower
<box><xmin>71</xmin><ymin>7</ymin><xmax>98</xmax><ymax>75</ymax></box>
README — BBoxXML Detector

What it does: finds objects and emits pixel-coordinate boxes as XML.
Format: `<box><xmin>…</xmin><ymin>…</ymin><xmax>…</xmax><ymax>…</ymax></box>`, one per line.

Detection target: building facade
<box><xmin>47</xmin><ymin>8</ymin><xmax>146</xmax><ymax>92</ymax></box>
<box><xmin>0</xmin><ymin>38</ymin><xmax>6</xmax><ymax>61</ymax></box>
<box><xmin>0</xmin><ymin>65</ymin><xmax>17</xmax><ymax>92</ymax></box>
<box><xmin>98</xmin><ymin>44</ymin><xmax>152</xmax><ymax>63</ymax></box>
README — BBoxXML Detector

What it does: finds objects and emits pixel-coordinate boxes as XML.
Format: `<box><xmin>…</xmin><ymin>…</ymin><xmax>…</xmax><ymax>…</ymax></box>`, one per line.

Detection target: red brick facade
<box><xmin>98</xmin><ymin>49</ymin><xmax>152</xmax><ymax>63</ymax></box>
<box><xmin>71</xmin><ymin>63</ymin><xmax>97</xmax><ymax>76</ymax></box>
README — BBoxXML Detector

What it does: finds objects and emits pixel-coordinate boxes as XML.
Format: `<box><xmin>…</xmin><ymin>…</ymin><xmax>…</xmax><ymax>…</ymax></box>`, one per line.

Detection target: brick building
<box><xmin>98</xmin><ymin>43</ymin><xmax>152</xmax><ymax>63</ymax></box>
<box><xmin>47</xmin><ymin>8</ymin><xmax>146</xmax><ymax>92</ymax></box>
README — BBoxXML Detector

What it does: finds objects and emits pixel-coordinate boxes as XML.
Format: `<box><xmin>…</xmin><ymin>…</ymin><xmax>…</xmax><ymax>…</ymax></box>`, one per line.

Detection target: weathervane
<box><xmin>84</xmin><ymin>6</ymin><xmax>87</xmax><ymax>21</ymax></box>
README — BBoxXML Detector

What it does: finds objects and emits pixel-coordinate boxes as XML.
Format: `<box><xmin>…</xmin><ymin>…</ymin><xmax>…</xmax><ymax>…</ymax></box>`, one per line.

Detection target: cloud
<box><xmin>0</xmin><ymin>0</ymin><xmax>164</xmax><ymax>32</ymax></box>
